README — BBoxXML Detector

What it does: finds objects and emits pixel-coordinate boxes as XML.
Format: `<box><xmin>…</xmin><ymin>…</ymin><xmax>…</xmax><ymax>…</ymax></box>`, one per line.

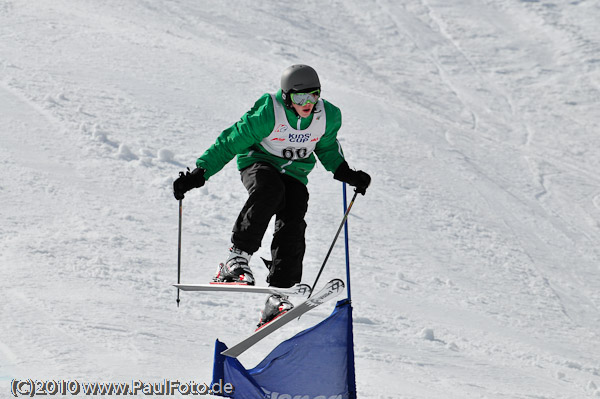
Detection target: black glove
<box><xmin>334</xmin><ymin>161</ymin><xmax>371</xmax><ymax>195</ymax></box>
<box><xmin>173</xmin><ymin>168</ymin><xmax>206</xmax><ymax>200</ymax></box>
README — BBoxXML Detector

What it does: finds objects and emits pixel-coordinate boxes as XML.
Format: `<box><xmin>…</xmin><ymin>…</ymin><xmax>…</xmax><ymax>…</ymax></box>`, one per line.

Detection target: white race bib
<box><xmin>260</xmin><ymin>94</ymin><xmax>327</xmax><ymax>161</ymax></box>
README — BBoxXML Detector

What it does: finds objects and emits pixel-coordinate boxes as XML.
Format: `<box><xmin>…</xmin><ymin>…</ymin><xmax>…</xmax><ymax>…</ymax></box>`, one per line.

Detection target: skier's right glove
<box><xmin>173</xmin><ymin>167</ymin><xmax>206</xmax><ymax>200</ymax></box>
<box><xmin>334</xmin><ymin>161</ymin><xmax>371</xmax><ymax>195</ymax></box>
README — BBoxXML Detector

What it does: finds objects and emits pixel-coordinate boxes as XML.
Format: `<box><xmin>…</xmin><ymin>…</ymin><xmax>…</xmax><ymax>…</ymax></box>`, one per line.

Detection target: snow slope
<box><xmin>2</xmin><ymin>0</ymin><xmax>600</xmax><ymax>397</ymax></box>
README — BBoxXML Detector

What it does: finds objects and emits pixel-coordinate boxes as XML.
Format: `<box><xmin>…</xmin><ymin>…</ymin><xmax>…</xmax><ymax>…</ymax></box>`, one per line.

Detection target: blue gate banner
<box><xmin>212</xmin><ymin>299</ymin><xmax>356</xmax><ymax>399</ymax></box>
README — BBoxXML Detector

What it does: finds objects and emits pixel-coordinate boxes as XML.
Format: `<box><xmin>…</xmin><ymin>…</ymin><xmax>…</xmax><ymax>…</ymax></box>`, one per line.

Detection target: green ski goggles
<box><xmin>290</xmin><ymin>89</ymin><xmax>321</xmax><ymax>106</ymax></box>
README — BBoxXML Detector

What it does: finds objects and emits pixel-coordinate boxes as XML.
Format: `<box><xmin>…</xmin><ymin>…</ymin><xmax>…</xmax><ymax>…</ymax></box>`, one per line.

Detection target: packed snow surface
<box><xmin>2</xmin><ymin>0</ymin><xmax>600</xmax><ymax>398</ymax></box>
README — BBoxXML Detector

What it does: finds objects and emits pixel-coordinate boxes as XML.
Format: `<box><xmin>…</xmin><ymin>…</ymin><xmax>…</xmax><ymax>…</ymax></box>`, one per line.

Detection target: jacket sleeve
<box><xmin>196</xmin><ymin>94</ymin><xmax>275</xmax><ymax>180</ymax></box>
<box><xmin>314</xmin><ymin>101</ymin><xmax>346</xmax><ymax>173</ymax></box>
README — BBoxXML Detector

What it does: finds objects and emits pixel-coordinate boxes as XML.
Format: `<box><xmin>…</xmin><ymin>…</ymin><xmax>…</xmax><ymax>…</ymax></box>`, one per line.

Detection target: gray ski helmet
<box><xmin>281</xmin><ymin>64</ymin><xmax>320</xmax><ymax>107</ymax></box>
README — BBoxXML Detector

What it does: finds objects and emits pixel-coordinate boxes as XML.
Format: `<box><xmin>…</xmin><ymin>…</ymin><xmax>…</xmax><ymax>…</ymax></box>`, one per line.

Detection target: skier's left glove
<box><xmin>334</xmin><ymin>161</ymin><xmax>371</xmax><ymax>195</ymax></box>
<box><xmin>173</xmin><ymin>167</ymin><xmax>206</xmax><ymax>200</ymax></box>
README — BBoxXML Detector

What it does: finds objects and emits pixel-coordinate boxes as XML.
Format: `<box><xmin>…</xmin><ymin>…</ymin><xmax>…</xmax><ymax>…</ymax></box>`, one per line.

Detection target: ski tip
<box><xmin>329</xmin><ymin>278</ymin><xmax>345</xmax><ymax>292</ymax></box>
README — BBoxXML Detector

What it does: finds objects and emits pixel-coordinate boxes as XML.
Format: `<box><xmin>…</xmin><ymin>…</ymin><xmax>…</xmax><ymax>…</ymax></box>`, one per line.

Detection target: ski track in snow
<box><xmin>2</xmin><ymin>0</ymin><xmax>600</xmax><ymax>398</ymax></box>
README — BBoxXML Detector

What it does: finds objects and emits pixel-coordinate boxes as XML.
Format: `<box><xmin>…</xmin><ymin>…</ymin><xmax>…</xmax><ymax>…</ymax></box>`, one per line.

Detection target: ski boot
<box><xmin>257</xmin><ymin>293</ymin><xmax>294</xmax><ymax>329</ymax></box>
<box><xmin>212</xmin><ymin>246</ymin><xmax>255</xmax><ymax>285</ymax></box>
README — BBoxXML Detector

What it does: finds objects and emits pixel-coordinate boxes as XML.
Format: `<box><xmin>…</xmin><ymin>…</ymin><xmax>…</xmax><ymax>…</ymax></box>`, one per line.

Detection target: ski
<box><xmin>173</xmin><ymin>282</ymin><xmax>312</xmax><ymax>297</ymax></box>
<box><xmin>221</xmin><ymin>278</ymin><xmax>345</xmax><ymax>358</ymax></box>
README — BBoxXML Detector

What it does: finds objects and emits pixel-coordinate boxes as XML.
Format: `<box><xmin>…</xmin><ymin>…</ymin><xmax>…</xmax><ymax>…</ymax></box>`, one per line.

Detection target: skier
<box><xmin>173</xmin><ymin>64</ymin><xmax>370</xmax><ymax>327</ymax></box>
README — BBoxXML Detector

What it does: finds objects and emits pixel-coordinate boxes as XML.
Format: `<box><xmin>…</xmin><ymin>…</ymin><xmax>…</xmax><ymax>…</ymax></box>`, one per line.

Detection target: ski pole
<box><xmin>308</xmin><ymin>189</ymin><xmax>359</xmax><ymax>298</ymax></box>
<box><xmin>343</xmin><ymin>183</ymin><xmax>352</xmax><ymax>302</ymax></box>
<box><xmin>177</xmin><ymin>198</ymin><xmax>183</xmax><ymax>307</ymax></box>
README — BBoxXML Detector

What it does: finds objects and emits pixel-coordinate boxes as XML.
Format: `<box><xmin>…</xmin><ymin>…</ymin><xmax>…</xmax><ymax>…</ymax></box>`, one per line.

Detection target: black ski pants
<box><xmin>232</xmin><ymin>162</ymin><xmax>308</xmax><ymax>288</ymax></box>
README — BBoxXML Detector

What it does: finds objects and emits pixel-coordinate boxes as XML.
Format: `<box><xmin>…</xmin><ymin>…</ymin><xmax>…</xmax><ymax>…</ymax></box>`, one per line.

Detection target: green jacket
<box><xmin>196</xmin><ymin>90</ymin><xmax>345</xmax><ymax>185</ymax></box>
